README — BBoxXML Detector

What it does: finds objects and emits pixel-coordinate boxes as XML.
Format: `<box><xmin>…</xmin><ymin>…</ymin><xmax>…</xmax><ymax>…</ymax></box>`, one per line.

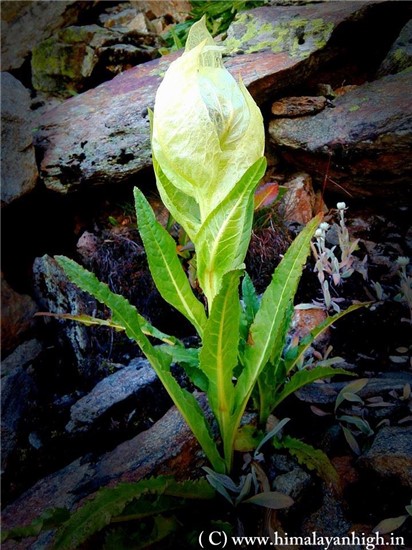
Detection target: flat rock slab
<box><xmin>269</xmin><ymin>70</ymin><xmax>412</xmax><ymax>195</ymax></box>
<box><xmin>66</xmin><ymin>357</ymin><xmax>157</xmax><ymax>432</ymax></box>
<box><xmin>35</xmin><ymin>1</ymin><xmax>382</xmax><ymax>193</ymax></box>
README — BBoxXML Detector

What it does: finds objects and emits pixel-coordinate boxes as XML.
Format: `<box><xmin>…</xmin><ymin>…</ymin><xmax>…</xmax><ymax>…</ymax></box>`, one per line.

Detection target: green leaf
<box><xmin>55</xmin><ymin>477</ymin><xmax>214</xmax><ymax>550</ymax></box>
<box><xmin>55</xmin><ymin>256</ymin><xmax>224</xmax><ymax>472</ymax></box>
<box><xmin>342</xmin><ymin>426</ymin><xmax>361</xmax><ymax>455</ymax></box>
<box><xmin>243</xmin><ymin>491</ymin><xmax>293</xmax><ymax>510</ymax></box>
<box><xmin>36</xmin><ymin>312</ymin><xmax>179</xmax><ymax>345</ymax></box>
<box><xmin>235</xmin><ymin>215</ymin><xmax>322</xmax><ymax>416</ymax></box>
<box><xmin>1</xmin><ymin>508</ymin><xmax>70</xmax><ymax>543</ymax></box>
<box><xmin>284</xmin><ymin>303</ymin><xmax>369</xmax><ymax>375</ymax></box>
<box><xmin>271</xmin><ymin>366</ymin><xmax>355</xmax><ymax>411</ymax></box>
<box><xmin>335</xmin><ymin>377</ymin><xmax>369</xmax><ymax>412</ymax></box>
<box><xmin>196</xmin><ymin>157</ymin><xmax>267</xmax><ymax>305</ymax></box>
<box><xmin>134</xmin><ymin>187</ymin><xmax>207</xmax><ymax>336</ymax></box>
<box><xmin>158</xmin><ymin>344</ymin><xmax>208</xmax><ymax>391</ymax></box>
<box><xmin>152</xmin><ymin>151</ymin><xmax>200</xmax><ymax>242</ymax></box>
<box><xmin>199</xmin><ymin>270</ymin><xmax>241</xmax><ymax>470</ymax></box>
<box><xmin>241</xmin><ymin>273</ymin><xmax>260</xmax><ymax>327</ymax></box>
<box><xmin>275</xmin><ymin>436</ymin><xmax>339</xmax><ymax>489</ymax></box>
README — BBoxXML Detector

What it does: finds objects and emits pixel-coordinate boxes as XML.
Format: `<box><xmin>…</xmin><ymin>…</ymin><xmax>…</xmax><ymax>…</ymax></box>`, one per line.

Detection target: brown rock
<box><xmin>132</xmin><ymin>0</ymin><xmax>191</xmax><ymax>22</ymax></box>
<box><xmin>1</xmin><ymin>400</ymin><xmax>209</xmax><ymax>543</ymax></box>
<box><xmin>34</xmin><ymin>1</ymin><xmax>403</xmax><ymax>193</ymax></box>
<box><xmin>1</xmin><ymin>273</ymin><xmax>38</xmax><ymax>354</ymax></box>
<box><xmin>280</xmin><ymin>172</ymin><xmax>316</xmax><ymax>225</ymax></box>
<box><xmin>271</xmin><ymin>96</ymin><xmax>327</xmax><ymax>117</ymax></box>
<box><xmin>269</xmin><ymin>71</ymin><xmax>412</xmax><ymax>196</ymax></box>
<box><xmin>1</xmin><ymin>1</ymin><xmax>90</xmax><ymax>71</ymax></box>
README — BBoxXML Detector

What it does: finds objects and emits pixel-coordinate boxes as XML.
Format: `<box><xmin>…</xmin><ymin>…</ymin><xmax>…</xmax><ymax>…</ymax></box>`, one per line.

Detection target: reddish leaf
<box><xmin>254</xmin><ymin>182</ymin><xmax>280</xmax><ymax>211</ymax></box>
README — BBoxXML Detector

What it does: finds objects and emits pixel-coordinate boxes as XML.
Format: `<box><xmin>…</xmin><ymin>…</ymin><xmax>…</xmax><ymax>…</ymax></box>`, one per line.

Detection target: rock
<box><xmin>66</xmin><ymin>358</ymin><xmax>158</xmax><ymax>433</ymax></box>
<box><xmin>1</xmin><ymin>1</ymin><xmax>89</xmax><ymax>72</ymax></box>
<box><xmin>376</xmin><ymin>19</ymin><xmax>412</xmax><ymax>77</ymax></box>
<box><xmin>101</xmin><ymin>7</ymin><xmax>148</xmax><ymax>33</ymax></box>
<box><xmin>31</xmin><ymin>24</ymin><xmax>157</xmax><ymax>96</ymax></box>
<box><xmin>1</xmin><ymin>339</ymin><xmax>43</xmax><ymax>377</ymax></box>
<box><xmin>32</xmin><ymin>255</ymin><xmax>96</xmax><ymax>377</ymax></box>
<box><xmin>1</xmin><ymin>400</ymin><xmax>209</xmax><ymax>543</ymax></box>
<box><xmin>132</xmin><ymin>0</ymin><xmax>191</xmax><ymax>23</ymax></box>
<box><xmin>271</xmin><ymin>96</ymin><xmax>327</xmax><ymax>117</ymax></box>
<box><xmin>1</xmin><ymin>73</ymin><xmax>38</xmax><ymax>204</ymax></box>
<box><xmin>34</xmin><ymin>1</ymin><xmax>404</xmax><ymax>193</ymax></box>
<box><xmin>273</xmin><ymin>466</ymin><xmax>313</xmax><ymax>502</ymax></box>
<box><xmin>1</xmin><ymin>273</ymin><xmax>38</xmax><ymax>354</ymax></box>
<box><xmin>1</xmin><ymin>366</ymin><xmax>38</xmax><ymax>472</ymax></box>
<box><xmin>290</xmin><ymin>306</ymin><xmax>329</xmax><ymax>347</ymax></box>
<box><xmin>269</xmin><ymin>70</ymin><xmax>412</xmax><ymax>196</ymax></box>
<box><xmin>279</xmin><ymin>172</ymin><xmax>316</xmax><ymax>225</ymax></box>
<box><xmin>301</xmin><ymin>487</ymin><xmax>354</xmax><ymax>545</ymax></box>
<box><xmin>358</xmin><ymin>425</ymin><xmax>412</xmax><ymax>489</ymax></box>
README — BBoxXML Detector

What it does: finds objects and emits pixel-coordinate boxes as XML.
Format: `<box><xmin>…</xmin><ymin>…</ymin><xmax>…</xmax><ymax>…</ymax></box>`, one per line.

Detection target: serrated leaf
<box><xmin>243</xmin><ymin>491</ymin><xmax>294</xmax><ymax>510</ymax></box>
<box><xmin>235</xmin><ymin>215</ymin><xmax>322</xmax><ymax>423</ymax></box>
<box><xmin>36</xmin><ymin>312</ymin><xmax>179</xmax><ymax>345</ymax></box>
<box><xmin>199</xmin><ymin>270</ymin><xmax>241</xmax><ymax>468</ymax></box>
<box><xmin>373</xmin><ymin>515</ymin><xmax>408</xmax><ymax>535</ymax></box>
<box><xmin>275</xmin><ymin>436</ymin><xmax>339</xmax><ymax>489</ymax></box>
<box><xmin>196</xmin><ymin>157</ymin><xmax>267</xmax><ymax>305</ymax></box>
<box><xmin>1</xmin><ymin>508</ymin><xmax>70</xmax><ymax>543</ymax></box>
<box><xmin>55</xmin><ymin>477</ymin><xmax>214</xmax><ymax>550</ymax></box>
<box><xmin>134</xmin><ymin>187</ymin><xmax>207</xmax><ymax>336</ymax></box>
<box><xmin>271</xmin><ymin>366</ymin><xmax>354</xmax><ymax>411</ymax></box>
<box><xmin>241</xmin><ymin>273</ymin><xmax>260</xmax><ymax>328</ymax></box>
<box><xmin>55</xmin><ymin>256</ymin><xmax>224</xmax><ymax>473</ymax></box>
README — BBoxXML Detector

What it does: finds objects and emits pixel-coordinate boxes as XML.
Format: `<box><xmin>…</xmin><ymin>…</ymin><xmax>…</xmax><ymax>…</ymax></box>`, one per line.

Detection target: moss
<box><xmin>224</xmin><ymin>13</ymin><xmax>334</xmax><ymax>59</ymax></box>
<box><xmin>348</xmin><ymin>105</ymin><xmax>360</xmax><ymax>112</ymax></box>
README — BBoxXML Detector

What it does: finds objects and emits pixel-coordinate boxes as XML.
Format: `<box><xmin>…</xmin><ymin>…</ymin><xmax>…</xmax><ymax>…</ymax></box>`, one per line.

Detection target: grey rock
<box><xmin>1</xmin><ymin>73</ymin><xmax>38</xmax><ymax>204</ymax></box>
<box><xmin>66</xmin><ymin>357</ymin><xmax>157</xmax><ymax>432</ymax></box>
<box><xmin>358</xmin><ymin>425</ymin><xmax>412</xmax><ymax>489</ymax></box>
<box><xmin>377</xmin><ymin>19</ymin><xmax>412</xmax><ymax>77</ymax></box>
<box><xmin>1</xmin><ymin>339</ymin><xmax>43</xmax><ymax>377</ymax></box>
<box><xmin>1</xmin><ymin>1</ymin><xmax>90</xmax><ymax>71</ymax></box>
<box><xmin>269</xmin><ymin>70</ymin><xmax>412</xmax><ymax>196</ymax></box>
<box><xmin>1</xmin><ymin>366</ymin><xmax>37</xmax><ymax>472</ymax></box>
<box><xmin>32</xmin><ymin>254</ymin><xmax>96</xmax><ymax>377</ymax></box>
<box><xmin>2</xmin><ymin>399</ymin><xmax>209</xmax><ymax>545</ymax></box>
<box><xmin>273</xmin><ymin>467</ymin><xmax>312</xmax><ymax>501</ymax></box>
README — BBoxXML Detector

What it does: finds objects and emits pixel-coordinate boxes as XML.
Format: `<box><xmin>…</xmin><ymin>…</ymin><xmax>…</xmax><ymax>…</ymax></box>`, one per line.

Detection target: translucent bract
<box><xmin>152</xmin><ymin>17</ymin><xmax>265</xmax><ymax>226</ymax></box>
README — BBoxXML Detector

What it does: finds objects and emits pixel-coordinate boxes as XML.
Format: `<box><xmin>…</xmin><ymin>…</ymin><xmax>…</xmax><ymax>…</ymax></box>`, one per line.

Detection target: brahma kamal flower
<box><xmin>152</xmin><ymin>16</ymin><xmax>265</xmax><ymax>235</ymax></box>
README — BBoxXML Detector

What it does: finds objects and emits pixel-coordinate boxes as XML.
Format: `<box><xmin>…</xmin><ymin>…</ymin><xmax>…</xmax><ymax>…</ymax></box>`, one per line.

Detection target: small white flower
<box><xmin>396</xmin><ymin>256</ymin><xmax>410</xmax><ymax>267</ymax></box>
<box><xmin>315</xmin><ymin>228</ymin><xmax>324</xmax><ymax>238</ymax></box>
<box><xmin>320</xmin><ymin>222</ymin><xmax>330</xmax><ymax>231</ymax></box>
<box><xmin>336</xmin><ymin>202</ymin><xmax>347</xmax><ymax>210</ymax></box>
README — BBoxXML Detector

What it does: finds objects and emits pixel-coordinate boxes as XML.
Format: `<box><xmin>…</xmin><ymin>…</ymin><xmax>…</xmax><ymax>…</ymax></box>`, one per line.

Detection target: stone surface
<box><xmin>271</xmin><ymin>96</ymin><xmax>327</xmax><ymax>117</ymax></box>
<box><xmin>1</xmin><ymin>1</ymin><xmax>88</xmax><ymax>71</ymax></box>
<box><xmin>32</xmin><ymin>255</ymin><xmax>96</xmax><ymax>377</ymax></box>
<box><xmin>358</xmin><ymin>425</ymin><xmax>412</xmax><ymax>489</ymax></box>
<box><xmin>269</xmin><ymin>70</ymin><xmax>412</xmax><ymax>196</ymax></box>
<box><xmin>131</xmin><ymin>0</ymin><xmax>191</xmax><ymax>22</ymax></box>
<box><xmin>272</xmin><ymin>466</ymin><xmax>313</xmax><ymax>501</ymax></box>
<box><xmin>376</xmin><ymin>19</ymin><xmax>412</xmax><ymax>77</ymax></box>
<box><xmin>1</xmin><ymin>339</ymin><xmax>43</xmax><ymax>377</ymax></box>
<box><xmin>32</xmin><ymin>24</ymin><xmax>158</xmax><ymax>96</ymax></box>
<box><xmin>280</xmin><ymin>172</ymin><xmax>317</xmax><ymax>225</ymax></box>
<box><xmin>34</xmin><ymin>1</ymin><xmax>394</xmax><ymax>193</ymax></box>
<box><xmin>66</xmin><ymin>357</ymin><xmax>157</xmax><ymax>432</ymax></box>
<box><xmin>1</xmin><ymin>366</ymin><xmax>38</xmax><ymax>472</ymax></box>
<box><xmin>1</xmin><ymin>273</ymin><xmax>38</xmax><ymax>353</ymax></box>
<box><xmin>1</xmin><ymin>73</ymin><xmax>38</xmax><ymax>204</ymax></box>
<box><xmin>1</xmin><ymin>400</ymin><xmax>208</xmax><ymax>544</ymax></box>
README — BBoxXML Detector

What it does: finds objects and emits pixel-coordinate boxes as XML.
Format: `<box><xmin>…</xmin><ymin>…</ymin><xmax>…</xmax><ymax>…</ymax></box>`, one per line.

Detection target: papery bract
<box><xmin>152</xmin><ymin>17</ymin><xmax>265</xmax><ymax>227</ymax></box>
